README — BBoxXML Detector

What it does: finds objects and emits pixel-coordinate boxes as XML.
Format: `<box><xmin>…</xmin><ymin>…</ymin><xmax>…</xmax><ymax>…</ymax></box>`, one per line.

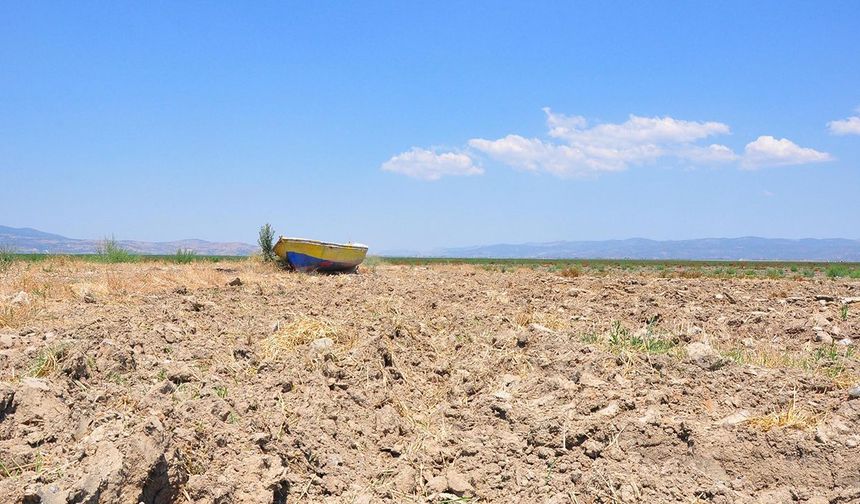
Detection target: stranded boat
<box><xmin>272</xmin><ymin>237</ymin><xmax>368</xmax><ymax>273</ymax></box>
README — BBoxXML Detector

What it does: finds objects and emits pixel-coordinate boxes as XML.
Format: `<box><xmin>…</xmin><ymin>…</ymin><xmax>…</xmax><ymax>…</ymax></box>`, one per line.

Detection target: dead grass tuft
<box><xmin>722</xmin><ymin>344</ymin><xmax>859</xmax><ymax>389</ymax></box>
<box><xmin>29</xmin><ymin>344</ymin><xmax>69</xmax><ymax>377</ymax></box>
<box><xmin>745</xmin><ymin>394</ymin><xmax>820</xmax><ymax>432</ymax></box>
<box><xmin>0</xmin><ymin>302</ymin><xmax>40</xmax><ymax>329</ymax></box>
<box><xmin>559</xmin><ymin>266</ymin><xmax>582</xmax><ymax>278</ymax></box>
<box><xmin>261</xmin><ymin>316</ymin><xmax>339</xmax><ymax>360</ymax></box>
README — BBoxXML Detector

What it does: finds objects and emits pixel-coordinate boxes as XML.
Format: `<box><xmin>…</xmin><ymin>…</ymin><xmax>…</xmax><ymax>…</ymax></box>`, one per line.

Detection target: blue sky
<box><xmin>2</xmin><ymin>2</ymin><xmax>858</xmax><ymax>251</ymax></box>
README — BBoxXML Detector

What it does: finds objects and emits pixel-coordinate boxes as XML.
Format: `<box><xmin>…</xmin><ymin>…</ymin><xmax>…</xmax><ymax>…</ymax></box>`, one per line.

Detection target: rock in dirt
<box><xmin>34</xmin><ymin>484</ymin><xmax>66</xmax><ymax>504</ymax></box>
<box><xmin>810</xmin><ymin>313</ymin><xmax>830</xmax><ymax>327</ymax></box>
<box><xmin>837</xmin><ymin>338</ymin><xmax>854</xmax><ymax>346</ymax></box>
<box><xmin>61</xmin><ymin>350</ymin><xmax>90</xmax><ymax>380</ymax></box>
<box><xmin>228</xmin><ymin>277</ymin><xmax>243</xmax><ymax>286</ymax></box>
<box><xmin>10</xmin><ymin>291</ymin><xmax>31</xmax><ymax>305</ymax></box>
<box><xmin>165</xmin><ymin>362</ymin><xmax>195</xmax><ymax>383</ymax></box>
<box><xmin>310</xmin><ymin>337</ymin><xmax>335</xmax><ymax>352</ymax></box>
<box><xmin>848</xmin><ymin>386</ymin><xmax>860</xmax><ymax>399</ymax></box>
<box><xmin>392</xmin><ymin>464</ymin><xmax>417</xmax><ymax>494</ymax></box>
<box><xmin>493</xmin><ymin>390</ymin><xmax>512</xmax><ymax>401</ymax></box>
<box><xmin>427</xmin><ymin>470</ymin><xmax>473</xmax><ymax>497</ymax></box>
<box><xmin>516</xmin><ymin>332</ymin><xmax>529</xmax><ymax>347</ymax></box>
<box><xmin>686</xmin><ymin>342</ymin><xmax>724</xmax><ymax>371</ymax></box>
<box><xmin>718</xmin><ymin>410</ymin><xmax>751</xmax><ymax>426</ymax></box>
<box><xmin>755</xmin><ymin>487</ymin><xmax>793</xmax><ymax>503</ymax></box>
<box><xmin>528</xmin><ymin>322</ymin><xmax>554</xmax><ymax>334</ymax></box>
<box><xmin>0</xmin><ymin>383</ymin><xmax>14</xmax><ymax>416</ymax></box>
<box><xmin>814</xmin><ymin>331</ymin><xmax>833</xmax><ymax>345</ymax></box>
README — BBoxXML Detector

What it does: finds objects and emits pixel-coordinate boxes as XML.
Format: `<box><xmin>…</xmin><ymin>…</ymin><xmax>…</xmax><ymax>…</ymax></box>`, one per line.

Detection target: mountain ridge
<box><xmin>0</xmin><ymin>225</ymin><xmax>257</xmax><ymax>256</ymax></box>
<box><xmin>3</xmin><ymin>225</ymin><xmax>860</xmax><ymax>260</ymax></box>
<box><xmin>427</xmin><ymin>237</ymin><xmax>860</xmax><ymax>261</ymax></box>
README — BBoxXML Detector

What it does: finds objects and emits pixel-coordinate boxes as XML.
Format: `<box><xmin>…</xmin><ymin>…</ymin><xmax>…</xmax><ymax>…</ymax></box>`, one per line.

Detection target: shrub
<box><xmin>0</xmin><ymin>245</ymin><xmax>14</xmax><ymax>272</ymax></box>
<box><xmin>96</xmin><ymin>236</ymin><xmax>137</xmax><ymax>263</ymax></box>
<box><xmin>826</xmin><ymin>264</ymin><xmax>850</xmax><ymax>278</ymax></box>
<box><xmin>559</xmin><ymin>266</ymin><xmax>582</xmax><ymax>278</ymax></box>
<box><xmin>258</xmin><ymin>223</ymin><xmax>276</xmax><ymax>262</ymax></box>
<box><xmin>174</xmin><ymin>248</ymin><xmax>197</xmax><ymax>264</ymax></box>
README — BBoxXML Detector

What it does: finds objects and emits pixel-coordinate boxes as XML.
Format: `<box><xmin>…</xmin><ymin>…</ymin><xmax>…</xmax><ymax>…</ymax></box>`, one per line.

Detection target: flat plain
<box><xmin>1</xmin><ymin>258</ymin><xmax>859</xmax><ymax>503</ymax></box>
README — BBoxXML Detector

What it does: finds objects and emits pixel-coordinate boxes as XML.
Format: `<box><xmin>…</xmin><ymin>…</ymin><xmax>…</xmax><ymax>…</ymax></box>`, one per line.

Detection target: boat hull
<box><xmin>273</xmin><ymin>237</ymin><xmax>368</xmax><ymax>273</ymax></box>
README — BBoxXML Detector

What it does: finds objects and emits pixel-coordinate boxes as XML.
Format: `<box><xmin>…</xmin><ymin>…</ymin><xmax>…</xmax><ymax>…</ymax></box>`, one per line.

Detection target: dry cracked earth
<box><xmin>1</xmin><ymin>260</ymin><xmax>860</xmax><ymax>503</ymax></box>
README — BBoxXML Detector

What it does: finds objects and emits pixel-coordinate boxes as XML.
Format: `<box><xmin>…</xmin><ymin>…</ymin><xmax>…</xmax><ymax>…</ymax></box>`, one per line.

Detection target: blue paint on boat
<box><xmin>286</xmin><ymin>251</ymin><xmax>358</xmax><ymax>272</ymax></box>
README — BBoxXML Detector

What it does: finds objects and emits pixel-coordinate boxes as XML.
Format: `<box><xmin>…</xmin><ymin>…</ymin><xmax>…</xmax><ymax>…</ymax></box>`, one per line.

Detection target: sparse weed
<box><xmin>826</xmin><ymin>264</ymin><xmax>850</xmax><ymax>278</ymax></box>
<box><xmin>765</xmin><ymin>268</ymin><xmax>784</xmax><ymax>279</ymax></box>
<box><xmin>678</xmin><ymin>268</ymin><xmax>702</xmax><ymax>278</ymax></box>
<box><xmin>0</xmin><ymin>245</ymin><xmax>15</xmax><ymax>272</ymax></box>
<box><xmin>214</xmin><ymin>385</ymin><xmax>228</xmax><ymax>399</ymax></box>
<box><xmin>258</xmin><ymin>223</ymin><xmax>276</xmax><ymax>262</ymax></box>
<box><xmin>840</xmin><ymin>304</ymin><xmax>849</xmax><ymax>321</ymax></box>
<box><xmin>362</xmin><ymin>255</ymin><xmax>384</xmax><ymax>271</ymax></box>
<box><xmin>745</xmin><ymin>394</ymin><xmax>819</xmax><ymax>432</ymax></box>
<box><xmin>0</xmin><ymin>302</ymin><xmax>39</xmax><ymax>329</ymax></box>
<box><xmin>96</xmin><ymin>236</ymin><xmax>137</xmax><ymax>263</ymax></box>
<box><xmin>107</xmin><ymin>372</ymin><xmax>129</xmax><ymax>386</ymax></box>
<box><xmin>559</xmin><ymin>266</ymin><xmax>582</xmax><ymax>278</ymax></box>
<box><xmin>0</xmin><ymin>453</ymin><xmax>44</xmax><ymax>479</ymax></box>
<box><xmin>723</xmin><ymin>344</ymin><xmax>858</xmax><ymax>388</ymax></box>
<box><xmin>29</xmin><ymin>344</ymin><xmax>68</xmax><ymax>377</ymax></box>
<box><xmin>583</xmin><ymin>321</ymin><xmax>676</xmax><ymax>356</ymax></box>
<box><xmin>174</xmin><ymin>248</ymin><xmax>197</xmax><ymax>264</ymax></box>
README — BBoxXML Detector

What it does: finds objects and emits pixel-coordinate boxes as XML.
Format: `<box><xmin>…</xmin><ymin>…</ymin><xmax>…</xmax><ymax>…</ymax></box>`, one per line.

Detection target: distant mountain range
<box><xmin>3</xmin><ymin>225</ymin><xmax>860</xmax><ymax>261</ymax></box>
<box><xmin>0</xmin><ymin>225</ymin><xmax>256</xmax><ymax>256</ymax></box>
<box><xmin>426</xmin><ymin>237</ymin><xmax>860</xmax><ymax>261</ymax></box>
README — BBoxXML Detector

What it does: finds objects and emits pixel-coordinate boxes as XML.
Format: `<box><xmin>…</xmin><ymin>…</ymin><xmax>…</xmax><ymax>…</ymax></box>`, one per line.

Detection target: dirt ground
<box><xmin>1</xmin><ymin>260</ymin><xmax>859</xmax><ymax>503</ymax></box>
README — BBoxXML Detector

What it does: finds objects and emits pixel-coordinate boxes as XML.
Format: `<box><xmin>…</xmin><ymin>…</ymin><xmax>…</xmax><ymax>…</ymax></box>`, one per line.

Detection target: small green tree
<box><xmin>258</xmin><ymin>223</ymin><xmax>276</xmax><ymax>261</ymax></box>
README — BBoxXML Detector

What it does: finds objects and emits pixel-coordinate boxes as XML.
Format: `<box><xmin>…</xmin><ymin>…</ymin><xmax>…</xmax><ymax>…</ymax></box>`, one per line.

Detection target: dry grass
<box><xmin>582</xmin><ymin>321</ymin><xmax>678</xmax><ymax>357</ymax></box>
<box><xmin>260</xmin><ymin>315</ymin><xmax>340</xmax><ymax>360</ymax></box>
<box><xmin>745</xmin><ymin>394</ymin><xmax>821</xmax><ymax>432</ymax></box>
<box><xmin>29</xmin><ymin>344</ymin><xmax>68</xmax><ymax>377</ymax></box>
<box><xmin>559</xmin><ymin>266</ymin><xmax>582</xmax><ymax>278</ymax></box>
<box><xmin>722</xmin><ymin>344</ymin><xmax>859</xmax><ymax>389</ymax></box>
<box><xmin>0</xmin><ymin>302</ymin><xmax>40</xmax><ymax>329</ymax></box>
<box><xmin>512</xmin><ymin>310</ymin><xmax>568</xmax><ymax>331</ymax></box>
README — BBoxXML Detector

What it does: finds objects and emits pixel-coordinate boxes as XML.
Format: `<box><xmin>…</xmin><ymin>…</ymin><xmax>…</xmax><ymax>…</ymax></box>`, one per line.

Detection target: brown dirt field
<box><xmin>1</xmin><ymin>260</ymin><xmax>859</xmax><ymax>503</ymax></box>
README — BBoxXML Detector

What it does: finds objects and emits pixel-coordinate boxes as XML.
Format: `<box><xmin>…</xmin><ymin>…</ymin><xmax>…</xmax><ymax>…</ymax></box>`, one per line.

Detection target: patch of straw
<box><xmin>260</xmin><ymin>316</ymin><xmax>339</xmax><ymax>361</ymax></box>
<box><xmin>745</xmin><ymin>394</ymin><xmax>820</xmax><ymax>432</ymax></box>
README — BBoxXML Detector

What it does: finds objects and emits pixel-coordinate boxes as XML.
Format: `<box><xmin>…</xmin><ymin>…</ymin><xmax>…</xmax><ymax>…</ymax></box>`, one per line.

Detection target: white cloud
<box><xmin>828</xmin><ymin>112</ymin><xmax>860</xmax><ymax>135</ymax></box>
<box><xmin>381</xmin><ymin>147</ymin><xmax>483</xmax><ymax>181</ymax></box>
<box><xmin>468</xmin><ymin>109</ymin><xmax>736</xmax><ymax>177</ymax></box>
<box><xmin>545</xmin><ymin>110</ymin><xmax>731</xmax><ymax>146</ymax></box>
<box><xmin>741</xmin><ymin>136</ymin><xmax>833</xmax><ymax>169</ymax></box>
<box><xmin>677</xmin><ymin>144</ymin><xmax>739</xmax><ymax>164</ymax></box>
<box><xmin>468</xmin><ymin>135</ymin><xmax>626</xmax><ymax>177</ymax></box>
<box><xmin>383</xmin><ymin>109</ymin><xmax>834</xmax><ymax>180</ymax></box>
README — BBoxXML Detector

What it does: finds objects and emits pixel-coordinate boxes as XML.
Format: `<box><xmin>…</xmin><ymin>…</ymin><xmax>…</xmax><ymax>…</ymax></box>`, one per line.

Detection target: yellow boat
<box><xmin>272</xmin><ymin>237</ymin><xmax>368</xmax><ymax>273</ymax></box>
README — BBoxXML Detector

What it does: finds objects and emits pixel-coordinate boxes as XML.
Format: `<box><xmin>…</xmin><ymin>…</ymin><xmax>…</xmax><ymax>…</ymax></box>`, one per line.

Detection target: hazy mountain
<box><xmin>5</xmin><ymin>225</ymin><xmax>860</xmax><ymax>260</ymax></box>
<box><xmin>0</xmin><ymin>225</ymin><xmax>257</xmax><ymax>256</ymax></box>
<box><xmin>430</xmin><ymin>237</ymin><xmax>860</xmax><ymax>261</ymax></box>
